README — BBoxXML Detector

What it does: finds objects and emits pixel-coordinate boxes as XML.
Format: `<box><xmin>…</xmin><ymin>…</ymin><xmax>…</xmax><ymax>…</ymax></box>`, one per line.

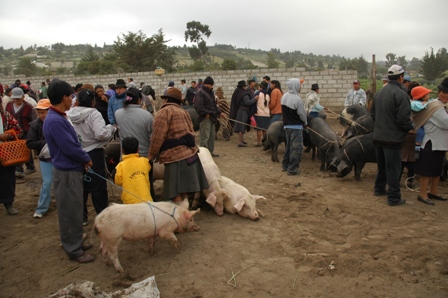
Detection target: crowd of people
<box><xmin>1</xmin><ymin>70</ymin><xmax>447</xmax><ymax>264</ymax></box>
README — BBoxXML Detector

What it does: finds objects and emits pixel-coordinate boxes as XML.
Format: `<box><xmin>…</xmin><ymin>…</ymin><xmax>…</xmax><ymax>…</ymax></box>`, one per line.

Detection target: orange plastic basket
<box><xmin>0</xmin><ymin>129</ymin><xmax>30</xmax><ymax>167</ymax></box>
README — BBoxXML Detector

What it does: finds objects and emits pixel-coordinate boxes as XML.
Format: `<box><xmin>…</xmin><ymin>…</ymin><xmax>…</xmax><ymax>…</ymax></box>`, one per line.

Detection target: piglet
<box><xmin>219</xmin><ymin>175</ymin><xmax>266</xmax><ymax>221</ymax></box>
<box><xmin>94</xmin><ymin>199</ymin><xmax>200</xmax><ymax>273</ymax></box>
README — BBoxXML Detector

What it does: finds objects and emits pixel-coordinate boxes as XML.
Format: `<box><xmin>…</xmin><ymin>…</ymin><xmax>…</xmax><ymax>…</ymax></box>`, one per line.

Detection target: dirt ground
<box><xmin>1</xmin><ymin>118</ymin><xmax>448</xmax><ymax>298</ymax></box>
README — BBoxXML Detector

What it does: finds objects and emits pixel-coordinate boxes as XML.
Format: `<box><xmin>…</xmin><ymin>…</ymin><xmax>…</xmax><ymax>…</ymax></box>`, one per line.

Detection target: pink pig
<box><xmin>197</xmin><ymin>147</ymin><xmax>226</xmax><ymax>216</ymax></box>
<box><xmin>94</xmin><ymin>199</ymin><xmax>200</xmax><ymax>272</ymax></box>
<box><xmin>219</xmin><ymin>175</ymin><xmax>266</xmax><ymax>221</ymax></box>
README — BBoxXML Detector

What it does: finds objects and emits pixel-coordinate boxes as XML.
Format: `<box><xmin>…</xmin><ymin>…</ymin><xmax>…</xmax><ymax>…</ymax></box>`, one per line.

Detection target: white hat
<box><xmin>387</xmin><ymin>64</ymin><xmax>404</xmax><ymax>76</ymax></box>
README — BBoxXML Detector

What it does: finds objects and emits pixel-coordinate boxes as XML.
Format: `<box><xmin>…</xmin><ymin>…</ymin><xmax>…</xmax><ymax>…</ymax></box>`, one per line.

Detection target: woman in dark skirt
<box><xmin>230</xmin><ymin>80</ymin><xmax>258</xmax><ymax>147</ymax></box>
<box><xmin>413</xmin><ymin>78</ymin><xmax>448</xmax><ymax>205</ymax></box>
<box><xmin>148</xmin><ymin>88</ymin><xmax>208</xmax><ymax>202</ymax></box>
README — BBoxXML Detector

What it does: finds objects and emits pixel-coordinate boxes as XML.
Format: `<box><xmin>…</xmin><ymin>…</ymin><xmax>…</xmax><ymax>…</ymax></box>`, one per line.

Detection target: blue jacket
<box><xmin>43</xmin><ymin>108</ymin><xmax>90</xmax><ymax>172</ymax></box>
<box><xmin>107</xmin><ymin>92</ymin><xmax>126</xmax><ymax>125</ymax></box>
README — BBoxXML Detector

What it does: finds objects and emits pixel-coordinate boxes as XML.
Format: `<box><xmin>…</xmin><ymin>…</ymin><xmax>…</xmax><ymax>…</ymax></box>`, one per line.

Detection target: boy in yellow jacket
<box><xmin>114</xmin><ymin>137</ymin><xmax>153</xmax><ymax>203</ymax></box>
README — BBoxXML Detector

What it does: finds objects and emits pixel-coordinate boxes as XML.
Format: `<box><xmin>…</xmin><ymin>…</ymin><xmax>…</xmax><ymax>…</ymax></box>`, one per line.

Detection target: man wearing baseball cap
<box><xmin>371</xmin><ymin>64</ymin><xmax>413</xmax><ymax>206</ymax></box>
<box><xmin>344</xmin><ymin>80</ymin><xmax>366</xmax><ymax>107</ymax></box>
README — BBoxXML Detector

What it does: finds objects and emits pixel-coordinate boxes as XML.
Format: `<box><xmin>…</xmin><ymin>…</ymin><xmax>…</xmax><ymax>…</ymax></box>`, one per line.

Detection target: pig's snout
<box><xmin>194</xmin><ymin>225</ymin><xmax>201</xmax><ymax>232</ymax></box>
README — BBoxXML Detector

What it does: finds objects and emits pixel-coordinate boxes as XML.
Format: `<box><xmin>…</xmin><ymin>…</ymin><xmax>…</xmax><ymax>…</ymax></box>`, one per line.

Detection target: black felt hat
<box><xmin>115</xmin><ymin>79</ymin><xmax>127</xmax><ymax>88</ymax></box>
<box><xmin>437</xmin><ymin>78</ymin><xmax>448</xmax><ymax>92</ymax></box>
<box><xmin>237</xmin><ymin>80</ymin><xmax>247</xmax><ymax>87</ymax></box>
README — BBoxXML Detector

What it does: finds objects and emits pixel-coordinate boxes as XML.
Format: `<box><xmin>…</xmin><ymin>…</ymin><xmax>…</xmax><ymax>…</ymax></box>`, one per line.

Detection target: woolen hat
<box><xmin>387</xmin><ymin>64</ymin><xmax>405</xmax><ymax>76</ymax></box>
<box><xmin>437</xmin><ymin>78</ymin><xmax>448</xmax><ymax>92</ymax></box>
<box><xmin>411</xmin><ymin>86</ymin><xmax>432</xmax><ymax>100</ymax></box>
<box><xmin>168</xmin><ymin>81</ymin><xmax>174</xmax><ymax>86</ymax></box>
<box><xmin>115</xmin><ymin>79</ymin><xmax>127</xmax><ymax>88</ymax></box>
<box><xmin>311</xmin><ymin>83</ymin><xmax>319</xmax><ymax>90</ymax></box>
<box><xmin>80</xmin><ymin>83</ymin><xmax>94</xmax><ymax>91</ymax></box>
<box><xmin>237</xmin><ymin>80</ymin><xmax>247</xmax><ymax>87</ymax></box>
<box><xmin>11</xmin><ymin>87</ymin><xmax>24</xmax><ymax>99</ymax></box>
<box><xmin>161</xmin><ymin>88</ymin><xmax>182</xmax><ymax>102</ymax></box>
<box><xmin>204</xmin><ymin>76</ymin><xmax>214</xmax><ymax>85</ymax></box>
<box><xmin>35</xmin><ymin>99</ymin><xmax>51</xmax><ymax>109</ymax></box>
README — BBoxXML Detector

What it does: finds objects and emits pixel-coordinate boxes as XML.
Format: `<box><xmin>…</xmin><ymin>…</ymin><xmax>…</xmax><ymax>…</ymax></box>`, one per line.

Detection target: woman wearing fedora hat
<box><xmin>412</xmin><ymin>78</ymin><xmax>448</xmax><ymax>205</ymax></box>
<box><xmin>148</xmin><ymin>88</ymin><xmax>208</xmax><ymax>203</ymax></box>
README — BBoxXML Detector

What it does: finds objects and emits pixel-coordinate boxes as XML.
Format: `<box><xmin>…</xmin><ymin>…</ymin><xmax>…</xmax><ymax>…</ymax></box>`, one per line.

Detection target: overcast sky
<box><xmin>1</xmin><ymin>0</ymin><xmax>446</xmax><ymax>62</ymax></box>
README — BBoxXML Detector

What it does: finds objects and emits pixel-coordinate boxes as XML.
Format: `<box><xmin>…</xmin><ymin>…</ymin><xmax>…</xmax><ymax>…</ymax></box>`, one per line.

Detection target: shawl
<box><xmin>412</xmin><ymin>100</ymin><xmax>445</xmax><ymax>131</ymax></box>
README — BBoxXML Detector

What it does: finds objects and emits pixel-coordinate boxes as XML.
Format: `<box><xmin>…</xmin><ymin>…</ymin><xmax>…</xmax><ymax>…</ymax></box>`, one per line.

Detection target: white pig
<box><xmin>151</xmin><ymin>148</ymin><xmax>226</xmax><ymax>216</ymax></box>
<box><xmin>197</xmin><ymin>147</ymin><xmax>226</xmax><ymax>216</ymax></box>
<box><xmin>219</xmin><ymin>175</ymin><xmax>266</xmax><ymax>221</ymax></box>
<box><xmin>94</xmin><ymin>199</ymin><xmax>200</xmax><ymax>273</ymax></box>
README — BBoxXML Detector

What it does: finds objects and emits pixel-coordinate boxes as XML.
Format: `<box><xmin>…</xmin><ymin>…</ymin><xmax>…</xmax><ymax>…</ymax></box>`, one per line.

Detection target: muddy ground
<box><xmin>1</xmin><ymin>118</ymin><xmax>448</xmax><ymax>297</ymax></box>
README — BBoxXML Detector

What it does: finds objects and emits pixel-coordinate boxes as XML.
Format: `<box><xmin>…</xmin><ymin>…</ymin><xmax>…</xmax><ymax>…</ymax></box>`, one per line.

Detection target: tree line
<box><xmin>0</xmin><ymin>21</ymin><xmax>447</xmax><ymax>83</ymax></box>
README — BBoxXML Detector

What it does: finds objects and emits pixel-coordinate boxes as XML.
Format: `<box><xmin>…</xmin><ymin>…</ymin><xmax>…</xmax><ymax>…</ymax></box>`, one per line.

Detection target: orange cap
<box><xmin>35</xmin><ymin>99</ymin><xmax>51</xmax><ymax>109</ymax></box>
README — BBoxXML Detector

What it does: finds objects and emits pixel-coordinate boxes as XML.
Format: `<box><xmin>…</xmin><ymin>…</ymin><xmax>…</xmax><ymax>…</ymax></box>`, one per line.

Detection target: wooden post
<box><xmin>371</xmin><ymin>54</ymin><xmax>376</xmax><ymax>94</ymax></box>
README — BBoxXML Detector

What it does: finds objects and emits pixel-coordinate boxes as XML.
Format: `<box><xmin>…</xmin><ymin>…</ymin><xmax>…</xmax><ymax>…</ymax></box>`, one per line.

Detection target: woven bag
<box><xmin>0</xmin><ymin>129</ymin><xmax>30</xmax><ymax>167</ymax></box>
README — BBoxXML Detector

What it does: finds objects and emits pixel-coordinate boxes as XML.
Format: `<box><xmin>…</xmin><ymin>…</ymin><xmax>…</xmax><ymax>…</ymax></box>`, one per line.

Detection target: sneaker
<box><xmin>25</xmin><ymin>168</ymin><xmax>36</xmax><ymax>175</ymax></box>
<box><xmin>15</xmin><ymin>172</ymin><xmax>25</xmax><ymax>178</ymax></box>
<box><xmin>33</xmin><ymin>212</ymin><xmax>43</xmax><ymax>219</ymax></box>
<box><xmin>6</xmin><ymin>205</ymin><xmax>19</xmax><ymax>215</ymax></box>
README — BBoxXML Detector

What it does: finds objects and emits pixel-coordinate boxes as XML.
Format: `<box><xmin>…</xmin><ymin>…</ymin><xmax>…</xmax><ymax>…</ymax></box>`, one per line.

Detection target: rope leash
<box><xmin>306</xmin><ymin>126</ymin><xmax>339</xmax><ymax>145</ymax></box>
<box><xmin>228</xmin><ymin>118</ymin><xmax>267</xmax><ymax>131</ymax></box>
<box><xmin>326</xmin><ymin>108</ymin><xmax>370</xmax><ymax>133</ymax></box>
<box><xmin>85</xmin><ymin>167</ymin><xmax>180</xmax><ymax>229</ymax></box>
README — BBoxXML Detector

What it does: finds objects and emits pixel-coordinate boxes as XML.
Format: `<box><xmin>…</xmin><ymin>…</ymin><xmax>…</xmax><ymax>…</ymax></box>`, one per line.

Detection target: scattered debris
<box><xmin>45</xmin><ymin>276</ymin><xmax>160</xmax><ymax>298</ymax></box>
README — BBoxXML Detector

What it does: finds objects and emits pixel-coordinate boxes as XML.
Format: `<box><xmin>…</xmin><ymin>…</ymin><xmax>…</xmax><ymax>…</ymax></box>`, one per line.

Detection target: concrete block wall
<box><xmin>1</xmin><ymin>68</ymin><xmax>357</xmax><ymax>113</ymax></box>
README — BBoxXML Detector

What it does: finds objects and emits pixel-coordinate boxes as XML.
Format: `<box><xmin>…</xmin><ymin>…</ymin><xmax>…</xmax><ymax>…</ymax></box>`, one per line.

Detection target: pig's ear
<box><xmin>233</xmin><ymin>199</ymin><xmax>246</xmax><ymax>212</ymax></box>
<box><xmin>179</xmin><ymin>198</ymin><xmax>189</xmax><ymax>209</ymax></box>
<box><xmin>191</xmin><ymin>208</ymin><xmax>200</xmax><ymax>216</ymax></box>
<box><xmin>253</xmin><ymin>195</ymin><xmax>266</xmax><ymax>201</ymax></box>
<box><xmin>184</xmin><ymin>209</ymin><xmax>200</xmax><ymax>221</ymax></box>
<box><xmin>222</xmin><ymin>189</ymin><xmax>231</xmax><ymax>201</ymax></box>
<box><xmin>206</xmin><ymin>192</ymin><xmax>217</xmax><ymax>207</ymax></box>
<box><xmin>337</xmin><ymin>160</ymin><xmax>347</xmax><ymax>172</ymax></box>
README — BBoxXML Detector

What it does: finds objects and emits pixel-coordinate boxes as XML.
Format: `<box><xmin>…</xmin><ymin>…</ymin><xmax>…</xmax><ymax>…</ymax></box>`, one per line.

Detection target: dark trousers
<box><xmin>374</xmin><ymin>146</ymin><xmax>402</xmax><ymax>203</ymax></box>
<box><xmin>0</xmin><ymin>165</ymin><xmax>16</xmax><ymax>205</ymax></box>
<box><xmin>83</xmin><ymin>148</ymin><xmax>109</xmax><ymax>220</ymax></box>
<box><xmin>53</xmin><ymin>169</ymin><xmax>84</xmax><ymax>259</ymax></box>
<box><xmin>282</xmin><ymin>128</ymin><xmax>304</xmax><ymax>174</ymax></box>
